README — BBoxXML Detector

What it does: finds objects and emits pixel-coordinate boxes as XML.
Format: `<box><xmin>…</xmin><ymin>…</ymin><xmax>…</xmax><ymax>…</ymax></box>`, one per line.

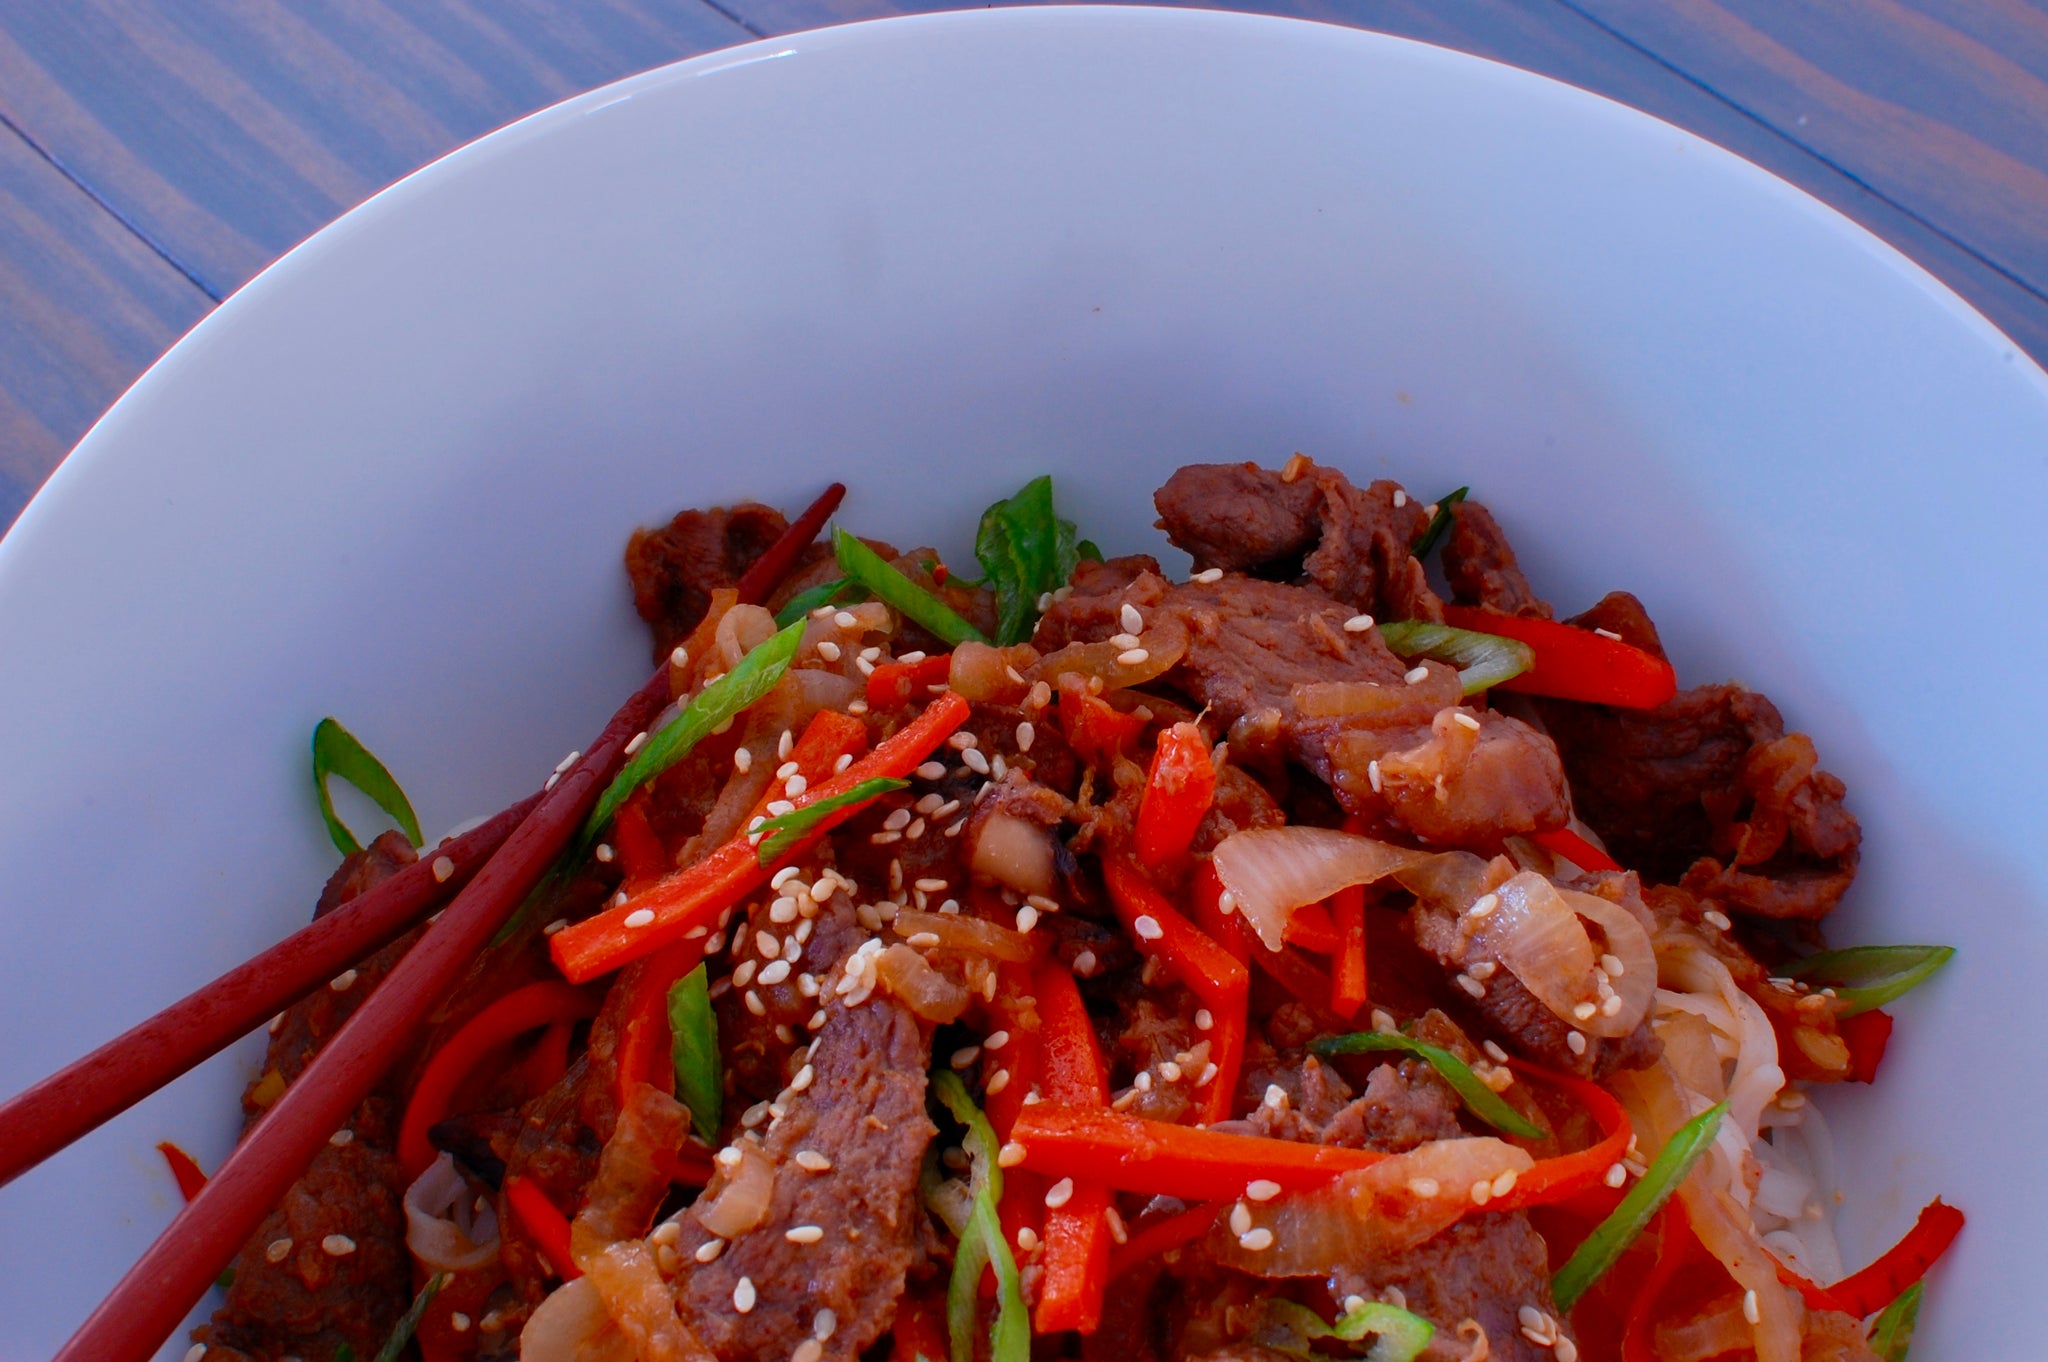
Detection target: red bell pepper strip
<box><xmin>156</xmin><ymin>1142</ymin><xmax>208</xmax><ymax>1203</ymax></box>
<box><xmin>1107</xmin><ymin>1203</ymin><xmax>1224</xmax><ymax>1279</ymax></box>
<box><xmin>502</xmin><ymin>1175</ymin><xmax>582</xmax><ymax>1281</ymax></box>
<box><xmin>1282</xmin><ymin>901</ymin><xmax>1342</xmax><ymax>954</ymax></box>
<box><xmin>553</xmin><ymin>692</ymin><xmax>967</xmax><ymax>981</ymax></box>
<box><xmin>1622</xmin><ymin>1201</ymin><xmax>1704</xmax><ymax>1362</ymax></box>
<box><xmin>1328</xmin><ymin>886</ymin><xmax>1368</xmax><ymax>1020</ymax></box>
<box><xmin>1188</xmin><ymin>860</ymin><xmax>1248</xmax><ymax>962</ymax></box>
<box><xmin>1532</xmin><ymin>826</ymin><xmax>1622</xmax><ymax>874</ymax></box>
<box><xmin>733</xmin><ymin>483</ymin><xmax>847</xmax><ymax>606</ymax></box>
<box><xmin>611</xmin><ymin>935</ymin><xmax>712</xmax><ymax>1116</ymax></box>
<box><xmin>1779</xmin><ymin>1199</ymin><xmax>1964</xmax><ymax>1318</ymax></box>
<box><xmin>1838</xmin><ymin>1008</ymin><xmax>1894</xmax><ymax>1084</ymax></box>
<box><xmin>510</xmin><ymin>1019</ymin><xmax>574</xmax><ymax>1096</ymax></box>
<box><xmin>868</xmin><ymin>652</ymin><xmax>953</xmax><ymax>710</ymax></box>
<box><xmin>397</xmin><ymin>982</ymin><xmax>599</xmax><ymax>1178</ymax></box>
<box><xmin>1033</xmin><ymin>962</ymin><xmax>1113</xmax><ymax>1335</ymax></box>
<box><xmin>891</xmin><ymin>1283</ymin><xmax>952</xmax><ymax>1362</ymax></box>
<box><xmin>1134</xmin><ymin>722</ymin><xmax>1217</xmax><ymax>871</ymax></box>
<box><xmin>608</xmin><ymin>792</ymin><xmax>671</xmax><ymax>886</ymax></box>
<box><xmin>1056</xmin><ymin>675</ymin><xmax>1149</xmax><ymax>766</ymax></box>
<box><xmin>1012</xmin><ymin>1102</ymin><xmax>1387</xmax><ymax>1202</ymax></box>
<box><xmin>1441</xmin><ymin>605</ymin><xmax>1678</xmax><ymax>709</ymax></box>
<box><xmin>1490</xmin><ymin>1065</ymin><xmax>1634</xmax><ymax>1213</ymax></box>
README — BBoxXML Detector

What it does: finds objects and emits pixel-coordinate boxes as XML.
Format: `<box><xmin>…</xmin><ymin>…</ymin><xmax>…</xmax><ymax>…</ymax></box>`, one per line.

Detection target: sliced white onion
<box><xmin>1555</xmin><ymin>886</ymin><xmax>1656</xmax><ymax>1036</ymax></box>
<box><xmin>1210</xmin><ymin>1137</ymin><xmax>1533</xmax><ymax>1277</ymax></box>
<box><xmin>875</xmin><ymin>943</ymin><xmax>972</xmax><ymax>1022</ymax></box>
<box><xmin>968</xmin><ymin>811</ymin><xmax>1057</xmax><ymax>897</ymax></box>
<box><xmin>520</xmin><ymin>1277</ymin><xmax>636</xmax><ymax>1362</ymax></box>
<box><xmin>692</xmin><ymin>1140</ymin><xmax>776</xmax><ymax>1239</ymax></box>
<box><xmin>1029</xmin><ymin>614</ymin><xmax>1188</xmax><ymax>691</ymax></box>
<box><xmin>1210</xmin><ymin>826</ymin><xmax>1431</xmax><ymax>951</ymax></box>
<box><xmin>1470</xmin><ymin>871</ymin><xmax>1600</xmax><ymax>1022</ymax></box>
<box><xmin>714</xmin><ymin>603</ymin><xmax>779</xmax><ymax>672</ymax></box>
<box><xmin>403</xmin><ymin>1151</ymin><xmax>499</xmax><ymax>1273</ymax></box>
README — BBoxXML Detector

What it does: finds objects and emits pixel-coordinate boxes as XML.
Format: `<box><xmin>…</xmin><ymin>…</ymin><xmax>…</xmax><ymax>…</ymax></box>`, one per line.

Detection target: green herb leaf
<box><xmin>372</xmin><ymin>1271</ymin><xmax>447</xmax><ymax>1362</ymax></box>
<box><xmin>668</xmin><ymin>964</ymin><xmax>721</xmax><ymax>1144</ymax></box>
<box><xmin>1551</xmin><ymin>1102</ymin><xmax>1727</xmax><ymax>1312</ymax></box>
<box><xmin>932</xmin><ymin>1072</ymin><xmax>1028</xmax><ymax>1362</ymax></box>
<box><xmin>1411</xmin><ymin>486</ymin><xmax>1469</xmax><ymax>560</ymax></box>
<box><xmin>1376</xmin><ymin>620</ymin><xmax>1534</xmax><ymax>696</ymax></box>
<box><xmin>311</xmin><ymin>718</ymin><xmax>424</xmax><ymax>856</ymax></box>
<box><xmin>583</xmin><ymin>621</ymin><xmax>804</xmax><ymax>846</ymax></box>
<box><xmin>1310</xmin><ymin>1032</ymin><xmax>1546</xmax><ymax>1139</ymax></box>
<box><xmin>334</xmin><ymin>1348</ymin><xmax>355</xmax><ymax>1362</ymax></box>
<box><xmin>1783</xmin><ymin>945</ymin><xmax>1955</xmax><ymax>1017</ymax></box>
<box><xmin>835</xmin><ymin>528</ymin><xmax>989</xmax><ymax>647</ymax></box>
<box><xmin>774</xmin><ymin>577</ymin><xmax>865</xmax><ymax>628</ymax></box>
<box><xmin>973</xmin><ymin>476</ymin><xmax>1084</xmax><ymax>646</ymax></box>
<box><xmin>754</xmin><ymin>777</ymin><xmax>910</xmax><ymax>866</ymax></box>
<box><xmin>1867</xmin><ymin>1282</ymin><xmax>1923</xmax><ymax>1361</ymax></box>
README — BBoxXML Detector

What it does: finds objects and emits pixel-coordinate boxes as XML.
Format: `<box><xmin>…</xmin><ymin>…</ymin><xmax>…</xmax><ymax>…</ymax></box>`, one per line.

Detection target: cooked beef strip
<box><xmin>1440</xmin><ymin>500</ymin><xmax>1552</xmax><ymax>619</ymax></box>
<box><xmin>1037</xmin><ymin>561</ymin><xmax>1569</xmax><ymax>850</ymax></box>
<box><xmin>195</xmin><ymin>833</ymin><xmax>420</xmax><ymax>1362</ymax></box>
<box><xmin>670</xmin><ymin>901</ymin><xmax>935</xmax><ymax>1362</ymax></box>
<box><xmin>1153</xmin><ymin>460</ymin><xmax>1444</xmax><ymax>622</ymax></box>
<box><xmin>625</xmin><ymin>502</ymin><xmax>792</xmax><ymax>662</ymax></box>
<box><xmin>1330</xmin><ymin>1210</ymin><xmax>1568</xmax><ymax>1362</ymax></box>
<box><xmin>1225</xmin><ymin>1050</ymin><xmax>1463</xmax><ymax>1154</ymax></box>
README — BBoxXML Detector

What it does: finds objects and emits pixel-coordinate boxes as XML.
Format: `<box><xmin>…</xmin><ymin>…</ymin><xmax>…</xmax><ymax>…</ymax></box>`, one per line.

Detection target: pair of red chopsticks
<box><xmin>4</xmin><ymin>484</ymin><xmax>843</xmax><ymax>1362</ymax></box>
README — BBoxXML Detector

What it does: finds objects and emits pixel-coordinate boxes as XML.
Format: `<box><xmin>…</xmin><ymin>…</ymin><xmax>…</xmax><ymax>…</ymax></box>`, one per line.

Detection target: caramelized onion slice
<box><xmin>692</xmin><ymin>1141</ymin><xmax>776</xmax><ymax>1239</ymax></box>
<box><xmin>1211</xmin><ymin>826</ymin><xmax>1433</xmax><ymax>951</ymax></box>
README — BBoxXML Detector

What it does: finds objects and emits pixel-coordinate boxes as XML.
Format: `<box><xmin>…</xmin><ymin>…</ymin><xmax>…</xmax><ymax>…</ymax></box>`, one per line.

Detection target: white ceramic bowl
<box><xmin>2</xmin><ymin>8</ymin><xmax>2042</xmax><ymax>1356</ymax></box>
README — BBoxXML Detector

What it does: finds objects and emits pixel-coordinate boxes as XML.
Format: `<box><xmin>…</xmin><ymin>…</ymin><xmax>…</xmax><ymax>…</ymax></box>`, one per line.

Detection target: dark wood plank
<box><xmin>0</xmin><ymin>120</ymin><xmax>213</xmax><ymax>528</ymax></box>
<box><xmin>1562</xmin><ymin>0</ymin><xmax>2048</xmax><ymax>298</ymax></box>
<box><xmin>0</xmin><ymin>0</ymin><xmax>755</xmax><ymax>299</ymax></box>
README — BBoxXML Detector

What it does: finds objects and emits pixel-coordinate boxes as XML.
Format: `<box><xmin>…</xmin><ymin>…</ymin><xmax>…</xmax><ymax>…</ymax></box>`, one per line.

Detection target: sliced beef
<box><xmin>625</xmin><ymin>502</ymin><xmax>792</xmax><ymax>662</ymax></box>
<box><xmin>670</xmin><ymin>966</ymin><xmax>935</xmax><ymax>1362</ymax></box>
<box><xmin>195</xmin><ymin>833</ymin><xmax>420</xmax><ymax>1362</ymax></box>
<box><xmin>1540</xmin><ymin>682</ymin><xmax>1859</xmax><ymax>920</ymax></box>
<box><xmin>1153</xmin><ymin>461</ymin><xmax>1443</xmax><ymax>621</ymax></box>
<box><xmin>1440</xmin><ymin>500</ymin><xmax>1551</xmax><ymax>619</ymax></box>
<box><xmin>1036</xmin><ymin>567</ymin><xmax>1569</xmax><ymax>850</ymax></box>
<box><xmin>1331</xmin><ymin>1211</ymin><xmax>1568</xmax><ymax>1362</ymax></box>
<box><xmin>1227</xmin><ymin>1052</ymin><xmax>1463</xmax><ymax>1154</ymax></box>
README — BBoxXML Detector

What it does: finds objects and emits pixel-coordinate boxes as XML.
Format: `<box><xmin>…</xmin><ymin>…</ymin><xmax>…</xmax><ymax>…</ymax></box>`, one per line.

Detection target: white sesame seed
<box><xmin>610</xmin><ymin>889</ymin><xmax>630</xmax><ymax>908</ymax></box>
<box><xmin>1133</xmin><ymin>914</ymin><xmax>1164</xmax><ymax>941</ymax></box>
<box><xmin>543</xmin><ymin>917</ymin><xmax>569</xmax><ymax>936</ymax></box>
<box><xmin>735</xmin><ymin>1277</ymin><xmax>758</xmax><ymax>1313</ymax></box>
<box><xmin>431</xmin><ymin>855</ymin><xmax>455</xmax><ymax>883</ymax></box>
<box><xmin>1109</xmin><ymin>632</ymin><xmax>1141</xmax><ymax>650</ymax></box>
<box><xmin>1073</xmin><ymin>948</ymin><xmax>1098</xmax><ymax>974</ymax></box>
<box><xmin>451</xmin><ymin>1313</ymin><xmax>472</xmax><ymax>1331</ymax></box>
<box><xmin>696</xmin><ymin>1237</ymin><xmax>727</xmax><ymax>1262</ymax></box>
<box><xmin>791</xmin><ymin>1064</ymin><xmax>815</xmax><ymax>1092</ymax></box>
<box><xmin>1017</xmin><ymin>1225</ymin><xmax>1042</xmax><ymax>1253</ymax></box>
<box><xmin>951</xmin><ymin>1046</ymin><xmax>982</xmax><ymax>1069</ymax></box>
<box><xmin>759</xmin><ymin>960</ymin><xmax>792</xmax><ymax>986</ymax></box>
<box><xmin>1404</xmin><ymin>665</ymin><xmax>1430</xmax><ymax>685</ymax></box>
<box><xmin>745</xmin><ymin>990</ymin><xmax>767</xmax><ymax>1016</ymax></box>
<box><xmin>997</xmin><ymin>1141</ymin><xmax>1027</xmax><ymax>1168</ymax></box>
<box><xmin>786</xmin><ymin>1225</ymin><xmax>825</xmax><ymax>1244</ymax></box>
<box><xmin>961</xmin><ymin>748</ymin><xmax>991</xmax><ymax>775</ymax></box>
<box><xmin>1392</xmin><ymin>488</ymin><xmax>1408</xmax><ymax>508</ymax></box>
<box><xmin>1117</xmin><ymin>648</ymin><xmax>1150</xmax><ymax>667</ymax></box>
<box><xmin>545</xmin><ymin>771</ymin><xmax>560</xmax><ymax>791</ymax></box>
<box><xmin>1015</xmin><ymin>721</ymin><xmax>1035</xmax><ymax>752</ymax></box>
<box><xmin>1456</xmin><ymin>973</ymin><xmax>1487</xmax><ymax>999</ymax></box>
<box><xmin>1452</xmin><ymin>711</ymin><xmax>1483</xmax><ymax>732</ymax></box>
<box><xmin>624</xmin><ymin>908</ymin><xmax>656</xmax><ymax>929</ymax></box>
<box><xmin>1367</xmin><ymin>760</ymin><xmax>1383</xmax><ymax>794</ymax></box>
<box><xmin>1245</xmin><ymin>1178</ymin><xmax>1282</xmax><ymax>1202</ymax></box>
<box><xmin>1468</xmin><ymin>893</ymin><xmax>1499</xmax><ymax>919</ymax></box>
<box><xmin>1343</xmin><ymin>613</ymin><xmax>1376</xmax><ymax>633</ymax></box>
<box><xmin>1704</xmin><ymin>909</ymin><xmax>1734</xmax><ymax>931</ymax></box>
<box><xmin>794</xmin><ymin>1341</ymin><xmax>825</xmax><ymax>1362</ymax></box>
<box><xmin>1742</xmin><ymin>1289</ymin><xmax>1761</xmax><ymax>1325</ymax></box>
<box><xmin>986</xmin><ymin>1070</ymin><xmax>1011</xmax><ymax>1094</ymax></box>
<box><xmin>1408</xmin><ymin>1178</ymin><xmax>1440</xmax><ymax>1198</ymax></box>
<box><xmin>1238</xmin><ymin>1228</ymin><xmax>1275</xmax><ymax>1252</ymax></box>
<box><xmin>785</xmin><ymin>775</ymin><xmax>809</xmax><ymax>799</ymax></box>
<box><xmin>984</xmin><ymin>1030</ymin><xmax>1011</xmax><ymax>1051</ymax></box>
<box><xmin>1518</xmin><ymin>1306</ymin><xmax>1546</xmax><ymax>1332</ymax></box>
<box><xmin>1192</xmin><ymin>567</ymin><xmax>1224</xmax><ymax>583</ymax></box>
<box><xmin>1556</xmin><ymin>1339</ymin><xmax>1580</xmax><ymax>1362</ymax></box>
<box><xmin>265</xmin><ymin>1237</ymin><xmax>293</xmax><ymax>1262</ymax></box>
<box><xmin>1483</xmin><ymin>1040</ymin><xmax>1509</xmax><ymax>1063</ymax></box>
<box><xmin>1045</xmin><ymin>1178</ymin><xmax>1076</xmax><ymax>1209</ymax></box>
<box><xmin>1016</xmin><ymin>905</ymin><xmax>1040</xmax><ymax>933</ymax></box>
<box><xmin>1133</xmin><ymin>1071</ymin><xmax>1153</xmax><ymax>1092</ymax></box>
<box><xmin>1566</xmin><ymin>1030</ymin><xmax>1588</xmax><ymax>1056</ymax></box>
<box><xmin>1605</xmin><ymin>1163</ymin><xmax>1627</xmax><ymax>1188</ymax></box>
<box><xmin>625</xmin><ymin>730</ymin><xmax>649</xmax><ymax>755</ymax></box>
<box><xmin>1264</xmin><ymin>1084</ymin><xmax>1289</xmax><ymax>1110</ymax></box>
<box><xmin>670</xmin><ymin>645</ymin><xmax>691</xmax><ymax>669</ymax></box>
<box><xmin>1229</xmin><ymin>1201</ymin><xmax>1254</xmax><ymax>1236</ymax></box>
<box><xmin>1195</xmin><ymin>1008</ymin><xmax>1215</xmax><ymax>1031</ymax></box>
<box><xmin>322</xmin><ymin>1234</ymin><xmax>356</xmax><ymax>1256</ymax></box>
<box><xmin>1573</xmin><ymin>1001</ymin><xmax>1598</xmax><ymax>1021</ymax></box>
<box><xmin>329</xmin><ymin>969</ymin><xmax>358</xmax><ymax>992</ymax></box>
<box><xmin>1469</xmin><ymin>961</ymin><xmax>1498</xmax><ymax>981</ymax></box>
<box><xmin>817</xmin><ymin>641</ymin><xmax>843</xmax><ymax>662</ymax></box>
<box><xmin>1491</xmin><ymin>1169</ymin><xmax>1517</xmax><ymax>1196</ymax></box>
<box><xmin>1469</xmin><ymin>1180</ymin><xmax>1492</xmax><ymax>1207</ymax></box>
<box><xmin>593</xmin><ymin>842</ymin><xmax>616</xmax><ymax>865</ymax></box>
<box><xmin>1601</xmin><ymin>995</ymin><xmax>1624</xmax><ymax>1017</ymax></box>
<box><xmin>1160</xmin><ymin>1061</ymin><xmax>1183</xmax><ymax>1081</ymax></box>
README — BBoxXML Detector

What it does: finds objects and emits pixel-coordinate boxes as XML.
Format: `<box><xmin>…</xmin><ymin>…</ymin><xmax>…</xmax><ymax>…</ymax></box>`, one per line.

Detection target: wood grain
<box><xmin>0</xmin><ymin>119</ymin><xmax>212</xmax><ymax>528</ymax></box>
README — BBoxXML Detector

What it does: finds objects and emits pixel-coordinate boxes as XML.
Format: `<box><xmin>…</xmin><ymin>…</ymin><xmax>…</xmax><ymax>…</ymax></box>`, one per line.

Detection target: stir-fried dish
<box><xmin>180</xmin><ymin>459</ymin><xmax>1957</xmax><ymax>1362</ymax></box>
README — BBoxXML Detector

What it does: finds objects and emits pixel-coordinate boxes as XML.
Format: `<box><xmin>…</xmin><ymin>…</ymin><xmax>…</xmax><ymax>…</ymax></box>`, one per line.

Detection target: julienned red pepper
<box><xmin>1779</xmin><ymin>1199</ymin><xmax>1964</xmax><ymax>1318</ymax></box>
<box><xmin>397</xmin><ymin>982</ymin><xmax>599</xmax><ymax>1178</ymax></box>
<box><xmin>1033</xmin><ymin>963</ymin><xmax>1113</xmax><ymax>1335</ymax></box>
<box><xmin>156</xmin><ymin>1142</ymin><xmax>208</xmax><ymax>1203</ymax></box>
<box><xmin>1622</xmin><ymin>1201</ymin><xmax>1703</xmax><ymax>1362</ymax></box>
<box><xmin>867</xmin><ymin>652</ymin><xmax>953</xmax><ymax>710</ymax></box>
<box><xmin>1328</xmin><ymin>886</ymin><xmax>1368</xmax><ymax>1020</ymax></box>
<box><xmin>552</xmin><ymin>693</ymin><xmax>967</xmax><ymax>982</ymax></box>
<box><xmin>1441</xmin><ymin>605</ymin><xmax>1677</xmax><ymax>710</ymax></box>
<box><xmin>1282</xmin><ymin>901</ymin><xmax>1341</xmax><ymax>954</ymax></box>
<box><xmin>502</xmin><ymin>1175</ymin><xmax>582</xmax><ymax>1281</ymax></box>
<box><xmin>608</xmin><ymin>792</ymin><xmax>671</xmax><ymax>886</ymax></box>
<box><xmin>1189</xmin><ymin>861</ymin><xmax>1248</xmax><ymax>962</ymax></box>
<box><xmin>1490</xmin><ymin>1064</ymin><xmax>1633</xmax><ymax>1212</ymax></box>
<box><xmin>1107</xmin><ymin>1203</ymin><xmax>1223</xmax><ymax>1279</ymax></box>
<box><xmin>890</xmin><ymin>1283</ymin><xmax>952</xmax><ymax>1362</ymax></box>
<box><xmin>1134</xmin><ymin>722</ymin><xmax>1216</xmax><ymax>871</ymax></box>
<box><xmin>611</xmin><ymin>934</ymin><xmax>712</xmax><ymax>1115</ymax></box>
<box><xmin>1532</xmin><ymin>827</ymin><xmax>1622</xmax><ymax>874</ymax></box>
<box><xmin>1838</xmin><ymin>1008</ymin><xmax>1894</xmax><ymax>1084</ymax></box>
<box><xmin>1056</xmin><ymin>676</ymin><xmax>1149</xmax><ymax>766</ymax></box>
<box><xmin>1013</xmin><ymin>1102</ymin><xmax>1387</xmax><ymax>1202</ymax></box>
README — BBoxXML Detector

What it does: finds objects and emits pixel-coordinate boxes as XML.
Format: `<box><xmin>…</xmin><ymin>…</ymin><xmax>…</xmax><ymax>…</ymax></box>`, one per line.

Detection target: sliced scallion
<box><xmin>668</xmin><ymin>964</ymin><xmax>721</xmax><ymax>1143</ymax></box>
<box><xmin>1551</xmin><ymin>1101</ymin><xmax>1727</xmax><ymax>1312</ymax></box>
<box><xmin>754</xmin><ymin>777</ymin><xmax>910</xmax><ymax>866</ymax></box>
<box><xmin>1866</xmin><ymin>1281</ymin><xmax>1923</xmax><ymax>1361</ymax></box>
<box><xmin>311</xmin><ymin>718</ymin><xmax>423</xmax><ymax>856</ymax></box>
<box><xmin>1410</xmin><ymin>486</ymin><xmax>1469</xmax><ymax>560</ymax></box>
<box><xmin>834</xmin><ymin>527</ymin><xmax>989</xmax><ymax>647</ymax></box>
<box><xmin>1253</xmin><ymin>1298</ymin><xmax>1435</xmax><ymax>1362</ymax></box>
<box><xmin>931</xmin><ymin>1071</ymin><xmax>1029</xmax><ymax>1362</ymax></box>
<box><xmin>1310</xmin><ymin>1032</ymin><xmax>1545</xmax><ymax>1139</ymax></box>
<box><xmin>371</xmin><ymin>1272</ymin><xmax>447</xmax><ymax>1362</ymax></box>
<box><xmin>1783</xmin><ymin>945</ymin><xmax>1955</xmax><ymax>1017</ymax></box>
<box><xmin>1376</xmin><ymin>620</ymin><xmax>1533</xmax><ymax>696</ymax></box>
<box><xmin>773</xmin><ymin>576</ymin><xmax>864</xmax><ymax>628</ymax></box>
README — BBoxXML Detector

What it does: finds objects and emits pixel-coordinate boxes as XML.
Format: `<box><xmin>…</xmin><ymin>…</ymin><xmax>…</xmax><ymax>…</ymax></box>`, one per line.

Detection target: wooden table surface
<box><xmin>4</xmin><ymin>0</ymin><xmax>2045</xmax><ymax>532</ymax></box>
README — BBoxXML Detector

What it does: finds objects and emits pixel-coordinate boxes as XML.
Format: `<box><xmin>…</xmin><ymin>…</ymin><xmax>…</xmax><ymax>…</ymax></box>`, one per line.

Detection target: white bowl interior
<box><xmin>2</xmin><ymin>9</ymin><xmax>2043</xmax><ymax>1356</ymax></box>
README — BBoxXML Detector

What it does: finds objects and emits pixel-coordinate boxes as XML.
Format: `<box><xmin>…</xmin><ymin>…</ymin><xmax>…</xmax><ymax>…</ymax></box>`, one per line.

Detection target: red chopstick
<box><xmin>732</xmin><ymin>482</ymin><xmax>845</xmax><ymax>605</ymax></box>
<box><xmin>53</xmin><ymin>667</ymin><xmax>670</xmax><ymax>1362</ymax></box>
<box><xmin>0</xmin><ymin>792</ymin><xmax>541</xmax><ymax>1190</ymax></box>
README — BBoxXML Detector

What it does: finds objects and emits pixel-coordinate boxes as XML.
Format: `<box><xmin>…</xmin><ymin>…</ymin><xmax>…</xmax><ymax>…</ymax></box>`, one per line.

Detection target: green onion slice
<box><xmin>1309</xmin><ymin>1032</ymin><xmax>1545</xmax><ymax>1139</ymax></box>
<box><xmin>582</xmin><ymin>620</ymin><xmax>803</xmax><ymax>846</ymax></box>
<box><xmin>1866</xmin><ymin>1281</ymin><xmax>1923</xmax><ymax>1362</ymax></box>
<box><xmin>311</xmin><ymin>718</ymin><xmax>424</xmax><ymax>857</ymax></box>
<box><xmin>1254</xmin><ymin>1299</ymin><xmax>1435</xmax><ymax>1362</ymax></box>
<box><xmin>668</xmin><ymin>964</ymin><xmax>721</xmax><ymax>1143</ymax></box>
<box><xmin>974</xmin><ymin>475</ymin><xmax>1083</xmax><ymax>646</ymax></box>
<box><xmin>774</xmin><ymin>576</ymin><xmax>865</xmax><ymax>628</ymax></box>
<box><xmin>1783</xmin><ymin>945</ymin><xmax>1955</xmax><ymax>1017</ymax></box>
<box><xmin>1376</xmin><ymin>620</ymin><xmax>1534</xmax><ymax>697</ymax></box>
<box><xmin>834</xmin><ymin>528</ymin><xmax>989</xmax><ymax>647</ymax></box>
<box><xmin>1411</xmin><ymin>486</ymin><xmax>1469</xmax><ymax>560</ymax></box>
<box><xmin>1551</xmin><ymin>1101</ymin><xmax>1727</xmax><ymax>1312</ymax></box>
<box><xmin>931</xmin><ymin>1071</ymin><xmax>1029</xmax><ymax>1362</ymax></box>
<box><xmin>754</xmin><ymin>777</ymin><xmax>910</xmax><ymax>866</ymax></box>
<box><xmin>371</xmin><ymin>1272</ymin><xmax>447</xmax><ymax>1362</ymax></box>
